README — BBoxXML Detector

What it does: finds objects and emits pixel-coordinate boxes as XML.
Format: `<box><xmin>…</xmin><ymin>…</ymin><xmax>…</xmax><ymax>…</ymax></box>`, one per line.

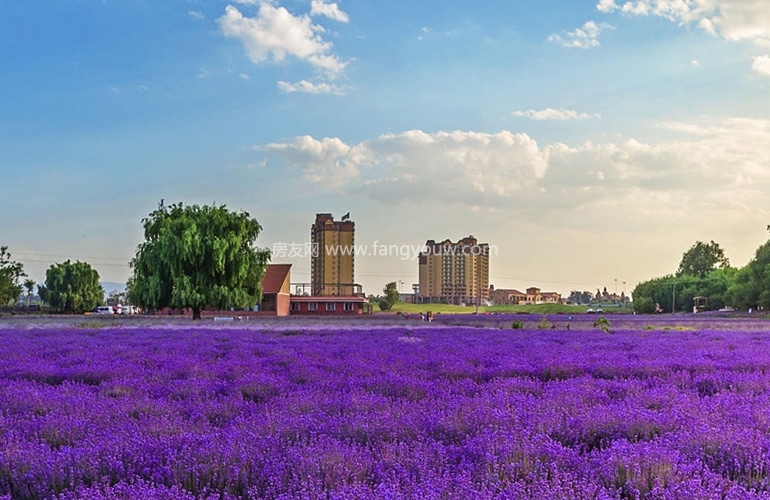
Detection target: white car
<box><xmin>95</xmin><ymin>306</ymin><xmax>114</xmax><ymax>314</ymax></box>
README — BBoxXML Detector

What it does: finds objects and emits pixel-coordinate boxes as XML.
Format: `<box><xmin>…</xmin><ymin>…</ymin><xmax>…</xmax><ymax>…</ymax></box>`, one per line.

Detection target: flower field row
<box><xmin>1</xmin><ymin>321</ymin><xmax>770</xmax><ymax>499</ymax></box>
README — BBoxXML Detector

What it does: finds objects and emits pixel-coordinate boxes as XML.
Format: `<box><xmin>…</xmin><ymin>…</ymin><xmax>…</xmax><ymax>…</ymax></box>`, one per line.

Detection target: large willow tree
<box><xmin>129</xmin><ymin>202</ymin><xmax>270</xmax><ymax>320</ymax></box>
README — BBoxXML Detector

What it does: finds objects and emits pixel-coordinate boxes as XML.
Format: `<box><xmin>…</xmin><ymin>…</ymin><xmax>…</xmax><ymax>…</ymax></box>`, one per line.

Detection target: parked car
<box><xmin>94</xmin><ymin>306</ymin><xmax>114</xmax><ymax>315</ymax></box>
<box><xmin>118</xmin><ymin>305</ymin><xmax>138</xmax><ymax>315</ymax></box>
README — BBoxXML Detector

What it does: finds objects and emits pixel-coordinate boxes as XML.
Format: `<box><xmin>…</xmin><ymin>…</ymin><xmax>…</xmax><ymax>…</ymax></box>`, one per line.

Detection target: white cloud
<box><xmin>217</xmin><ymin>3</ymin><xmax>346</xmax><ymax>79</ymax></box>
<box><xmin>188</xmin><ymin>11</ymin><xmax>204</xmax><ymax>20</ymax></box>
<box><xmin>512</xmin><ymin>108</ymin><xmax>601</xmax><ymax>120</ymax></box>
<box><xmin>310</xmin><ymin>0</ymin><xmax>349</xmax><ymax>22</ymax></box>
<box><xmin>596</xmin><ymin>0</ymin><xmax>770</xmax><ymax>44</ymax></box>
<box><xmin>277</xmin><ymin>79</ymin><xmax>343</xmax><ymax>94</ymax></box>
<box><xmin>752</xmin><ymin>54</ymin><xmax>770</xmax><ymax>76</ymax></box>
<box><xmin>262</xmin><ymin>135</ymin><xmax>364</xmax><ymax>186</ymax></box>
<box><xmin>259</xmin><ymin>119</ymin><xmax>770</xmax><ymax>220</ymax></box>
<box><xmin>596</xmin><ymin>0</ymin><xmax>617</xmax><ymax>13</ymax></box>
<box><xmin>549</xmin><ymin>21</ymin><xmax>614</xmax><ymax>49</ymax></box>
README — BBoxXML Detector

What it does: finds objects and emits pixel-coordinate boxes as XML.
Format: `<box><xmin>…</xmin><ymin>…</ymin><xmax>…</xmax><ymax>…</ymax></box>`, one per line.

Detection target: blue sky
<box><xmin>2</xmin><ymin>0</ymin><xmax>770</xmax><ymax>297</ymax></box>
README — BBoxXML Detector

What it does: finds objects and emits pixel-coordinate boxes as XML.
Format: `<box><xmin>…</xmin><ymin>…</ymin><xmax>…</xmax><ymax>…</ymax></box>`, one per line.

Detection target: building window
<box><xmin>308</xmin><ymin>302</ymin><xmax>318</xmax><ymax>311</ymax></box>
<box><xmin>326</xmin><ymin>302</ymin><xmax>336</xmax><ymax>311</ymax></box>
<box><xmin>291</xmin><ymin>302</ymin><xmax>299</xmax><ymax>312</ymax></box>
<box><xmin>344</xmin><ymin>302</ymin><xmax>353</xmax><ymax>311</ymax></box>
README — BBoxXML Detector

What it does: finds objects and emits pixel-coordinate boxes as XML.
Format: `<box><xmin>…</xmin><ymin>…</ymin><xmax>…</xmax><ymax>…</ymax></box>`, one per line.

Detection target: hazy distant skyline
<box><xmin>2</xmin><ymin>1</ymin><xmax>769</xmax><ymax>297</ymax></box>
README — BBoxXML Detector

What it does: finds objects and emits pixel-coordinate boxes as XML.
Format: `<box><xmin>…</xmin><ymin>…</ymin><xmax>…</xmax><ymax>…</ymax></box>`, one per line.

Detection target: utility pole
<box><xmin>672</xmin><ymin>280</ymin><xmax>677</xmax><ymax>314</ymax></box>
<box><xmin>622</xmin><ymin>281</ymin><xmax>626</xmax><ymax>308</ymax></box>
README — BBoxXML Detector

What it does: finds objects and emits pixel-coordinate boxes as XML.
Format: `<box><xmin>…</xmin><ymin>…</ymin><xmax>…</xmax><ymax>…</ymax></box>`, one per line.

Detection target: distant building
<box><xmin>489</xmin><ymin>286</ymin><xmax>526</xmax><ymax>305</ymax></box>
<box><xmin>418</xmin><ymin>235</ymin><xmax>490</xmax><ymax>305</ymax></box>
<box><xmin>523</xmin><ymin>287</ymin><xmax>562</xmax><ymax>305</ymax></box>
<box><xmin>488</xmin><ymin>285</ymin><xmax>563</xmax><ymax>306</ymax></box>
<box><xmin>311</xmin><ymin>213</ymin><xmax>356</xmax><ymax>296</ymax></box>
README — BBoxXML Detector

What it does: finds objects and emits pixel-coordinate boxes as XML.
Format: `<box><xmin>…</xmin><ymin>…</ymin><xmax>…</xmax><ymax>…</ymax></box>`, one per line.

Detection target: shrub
<box><xmin>594</xmin><ymin>316</ymin><xmax>611</xmax><ymax>333</ymax></box>
<box><xmin>512</xmin><ymin>321</ymin><xmax>524</xmax><ymax>329</ymax></box>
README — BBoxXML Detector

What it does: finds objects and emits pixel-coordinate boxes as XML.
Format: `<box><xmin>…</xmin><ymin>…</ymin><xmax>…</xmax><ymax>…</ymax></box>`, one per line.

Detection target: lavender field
<box><xmin>1</xmin><ymin>317</ymin><xmax>770</xmax><ymax>499</ymax></box>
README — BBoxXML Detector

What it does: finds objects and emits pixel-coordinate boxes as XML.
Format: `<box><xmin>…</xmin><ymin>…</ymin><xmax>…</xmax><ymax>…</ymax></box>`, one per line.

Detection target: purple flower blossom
<box><xmin>0</xmin><ymin>317</ymin><xmax>768</xmax><ymax>498</ymax></box>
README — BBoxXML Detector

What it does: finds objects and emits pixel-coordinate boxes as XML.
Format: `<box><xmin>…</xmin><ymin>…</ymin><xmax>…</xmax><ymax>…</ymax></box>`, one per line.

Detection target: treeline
<box><xmin>2</xmin><ymin>202</ymin><xmax>271</xmax><ymax>319</ymax></box>
<box><xmin>633</xmin><ymin>238</ymin><xmax>770</xmax><ymax>313</ymax></box>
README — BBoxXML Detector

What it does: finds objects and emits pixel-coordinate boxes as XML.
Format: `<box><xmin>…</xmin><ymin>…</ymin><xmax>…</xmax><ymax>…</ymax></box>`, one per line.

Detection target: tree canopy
<box><xmin>725</xmin><ymin>240</ymin><xmax>770</xmax><ymax>311</ymax></box>
<box><xmin>38</xmin><ymin>260</ymin><xmax>104</xmax><ymax>313</ymax></box>
<box><xmin>0</xmin><ymin>246</ymin><xmax>25</xmax><ymax>307</ymax></box>
<box><xmin>129</xmin><ymin>202</ymin><xmax>270</xmax><ymax>320</ymax></box>
<box><xmin>379</xmin><ymin>281</ymin><xmax>399</xmax><ymax>311</ymax></box>
<box><xmin>676</xmin><ymin>240</ymin><xmax>730</xmax><ymax>278</ymax></box>
<box><xmin>633</xmin><ymin>239</ymin><xmax>736</xmax><ymax>313</ymax></box>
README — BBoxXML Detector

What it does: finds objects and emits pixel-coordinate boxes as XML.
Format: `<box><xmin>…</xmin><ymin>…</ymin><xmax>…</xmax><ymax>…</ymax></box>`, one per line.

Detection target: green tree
<box><xmin>0</xmin><ymin>246</ymin><xmax>25</xmax><ymax>307</ymax></box>
<box><xmin>106</xmin><ymin>289</ymin><xmax>127</xmax><ymax>306</ymax></box>
<box><xmin>726</xmin><ymin>240</ymin><xmax>770</xmax><ymax>311</ymax></box>
<box><xmin>23</xmin><ymin>279</ymin><xmax>36</xmax><ymax>307</ymax></box>
<box><xmin>676</xmin><ymin>240</ymin><xmax>730</xmax><ymax>278</ymax></box>
<box><xmin>632</xmin><ymin>275</ymin><xmax>690</xmax><ymax>313</ymax></box>
<box><xmin>129</xmin><ymin>202</ymin><xmax>270</xmax><ymax>320</ymax></box>
<box><xmin>38</xmin><ymin>260</ymin><xmax>104</xmax><ymax>313</ymax></box>
<box><xmin>379</xmin><ymin>281</ymin><xmax>399</xmax><ymax>311</ymax></box>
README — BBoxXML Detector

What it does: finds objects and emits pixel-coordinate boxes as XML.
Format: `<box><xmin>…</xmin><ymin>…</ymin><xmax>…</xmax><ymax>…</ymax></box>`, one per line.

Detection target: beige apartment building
<box><xmin>311</xmin><ymin>213</ymin><xmax>356</xmax><ymax>296</ymax></box>
<box><xmin>418</xmin><ymin>236</ymin><xmax>490</xmax><ymax>305</ymax></box>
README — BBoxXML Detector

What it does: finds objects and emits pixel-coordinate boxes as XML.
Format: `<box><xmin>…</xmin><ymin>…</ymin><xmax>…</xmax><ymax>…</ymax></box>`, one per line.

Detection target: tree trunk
<box><xmin>192</xmin><ymin>306</ymin><xmax>201</xmax><ymax>320</ymax></box>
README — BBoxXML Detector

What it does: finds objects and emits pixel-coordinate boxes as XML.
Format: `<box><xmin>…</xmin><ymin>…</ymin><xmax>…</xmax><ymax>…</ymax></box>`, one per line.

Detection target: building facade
<box><xmin>489</xmin><ymin>286</ymin><xmax>526</xmax><ymax>305</ymax></box>
<box><xmin>311</xmin><ymin>213</ymin><xmax>356</xmax><ymax>296</ymax></box>
<box><xmin>289</xmin><ymin>296</ymin><xmax>371</xmax><ymax>315</ymax></box>
<box><xmin>418</xmin><ymin>236</ymin><xmax>490</xmax><ymax>305</ymax></box>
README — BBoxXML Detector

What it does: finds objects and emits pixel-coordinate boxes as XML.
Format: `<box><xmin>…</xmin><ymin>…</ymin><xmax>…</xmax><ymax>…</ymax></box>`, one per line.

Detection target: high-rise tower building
<box><xmin>311</xmin><ymin>213</ymin><xmax>355</xmax><ymax>296</ymax></box>
<box><xmin>418</xmin><ymin>236</ymin><xmax>490</xmax><ymax>305</ymax></box>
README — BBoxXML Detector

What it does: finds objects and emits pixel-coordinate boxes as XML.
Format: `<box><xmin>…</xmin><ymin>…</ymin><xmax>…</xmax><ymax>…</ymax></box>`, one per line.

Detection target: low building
<box><xmin>523</xmin><ymin>287</ymin><xmax>562</xmax><ymax>305</ymax></box>
<box><xmin>289</xmin><ymin>295</ymin><xmax>372</xmax><ymax>315</ymax></box>
<box><xmin>258</xmin><ymin>264</ymin><xmax>292</xmax><ymax>316</ymax></box>
<box><xmin>489</xmin><ymin>287</ymin><xmax>526</xmax><ymax>305</ymax></box>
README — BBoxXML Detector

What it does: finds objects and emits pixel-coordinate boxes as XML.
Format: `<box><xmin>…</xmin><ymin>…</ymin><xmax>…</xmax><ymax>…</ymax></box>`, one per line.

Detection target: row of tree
<box><xmin>632</xmin><ymin>237</ymin><xmax>770</xmax><ymax>313</ymax></box>
<box><xmin>567</xmin><ymin>288</ymin><xmax>627</xmax><ymax>306</ymax></box>
<box><xmin>2</xmin><ymin>202</ymin><xmax>273</xmax><ymax>319</ymax></box>
<box><xmin>1</xmin><ymin>246</ymin><xmax>107</xmax><ymax>314</ymax></box>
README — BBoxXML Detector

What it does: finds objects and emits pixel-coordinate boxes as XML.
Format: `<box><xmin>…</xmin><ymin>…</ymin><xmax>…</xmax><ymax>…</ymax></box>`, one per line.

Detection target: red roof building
<box><xmin>259</xmin><ymin>264</ymin><xmax>292</xmax><ymax>316</ymax></box>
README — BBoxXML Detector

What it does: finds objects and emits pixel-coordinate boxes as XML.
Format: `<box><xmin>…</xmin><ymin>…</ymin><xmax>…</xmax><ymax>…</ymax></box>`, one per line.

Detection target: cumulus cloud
<box><xmin>596</xmin><ymin>0</ymin><xmax>770</xmax><ymax>44</ymax></box>
<box><xmin>261</xmin><ymin>136</ymin><xmax>366</xmax><ymax>186</ymax></box>
<box><xmin>752</xmin><ymin>55</ymin><xmax>770</xmax><ymax>76</ymax></box>
<box><xmin>310</xmin><ymin>0</ymin><xmax>349</xmax><ymax>22</ymax></box>
<box><xmin>258</xmin><ymin>119</ymin><xmax>770</xmax><ymax>217</ymax></box>
<box><xmin>217</xmin><ymin>3</ymin><xmax>346</xmax><ymax>79</ymax></box>
<box><xmin>549</xmin><ymin>21</ymin><xmax>613</xmax><ymax>49</ymax></box>
<box><xmin>512</xmin><ymin>108</ymin><xmax>601</xmax><ymax>120</ymax></box>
